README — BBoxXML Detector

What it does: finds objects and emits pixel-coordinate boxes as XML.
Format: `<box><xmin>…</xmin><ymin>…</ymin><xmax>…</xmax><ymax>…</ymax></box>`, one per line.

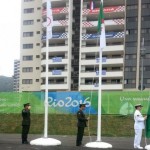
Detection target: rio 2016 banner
<box><xmin>0</xmin><ymin>91</ymin><xmax>150</xmax><ymax>115</ymax></box>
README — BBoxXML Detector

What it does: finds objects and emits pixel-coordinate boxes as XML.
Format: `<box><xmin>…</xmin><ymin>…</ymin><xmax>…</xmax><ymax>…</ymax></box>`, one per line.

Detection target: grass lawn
<box><xmin>0</xmin><ymin>114</ymin><xmax>134</xmax><ymax>137</ymax></box>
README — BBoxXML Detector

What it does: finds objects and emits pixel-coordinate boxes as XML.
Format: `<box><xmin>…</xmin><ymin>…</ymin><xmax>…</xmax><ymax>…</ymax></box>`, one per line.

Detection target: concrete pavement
<box><xmin>0</xmin><ymin>134</ymin><xmax>150</xmax><ymax>150</ymax></box>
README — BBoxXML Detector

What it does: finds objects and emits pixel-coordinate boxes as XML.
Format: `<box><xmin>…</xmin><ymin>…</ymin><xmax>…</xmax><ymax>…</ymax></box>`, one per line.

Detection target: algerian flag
<box><xmin>146</xmin><ymin>104</ymin><xmax>150</xmax><ymax>138</ymax></box>
<box><xmin>97</xmin><ymin>0</ymin><xmax>106</xmax><ymax>49</ymax></box>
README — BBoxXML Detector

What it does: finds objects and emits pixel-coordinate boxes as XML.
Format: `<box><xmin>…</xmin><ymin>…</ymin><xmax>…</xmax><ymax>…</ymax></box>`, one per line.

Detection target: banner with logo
<box><xmin>0</xmin><ymin>91</ymin><xmax>150</xmax><ymax>115</ymax></box>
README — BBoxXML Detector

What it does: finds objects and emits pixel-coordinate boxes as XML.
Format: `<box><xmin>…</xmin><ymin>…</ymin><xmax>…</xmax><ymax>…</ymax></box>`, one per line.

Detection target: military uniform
<box><xmin>21</xmin><ymin>103</ymin><xmax>31</xmax><ymax>144</ymax></box>
<box><xmin>134</xmin><ymin>104</ymin><xmax>145</xmax><ymax>149</ymax></box>
<box><xmin>76</xmin><ymin>106</ymin><xmax>88</xmax><ymax>146</ymax></box>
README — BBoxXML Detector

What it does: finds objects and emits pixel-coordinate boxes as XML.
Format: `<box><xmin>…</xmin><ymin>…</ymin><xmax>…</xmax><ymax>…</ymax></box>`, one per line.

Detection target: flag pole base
<box><xmin>30</xmin><ymin>138</ymin><xmax>61</xmax><ymax>146</ymax></box>
<box><xmin>145</xmin><ymin>145</ymin><xmax>150</xmax><ymax>150</ymax></box>
<box><xmin>85</xmin><ymin>141</ymin><xmax>112</xmax><ymax>148</ymax></box>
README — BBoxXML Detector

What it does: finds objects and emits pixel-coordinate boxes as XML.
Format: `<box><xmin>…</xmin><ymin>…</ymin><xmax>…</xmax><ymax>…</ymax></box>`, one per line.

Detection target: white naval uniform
<box><xmin>134</xmin><ymin>109</ymin><xmax>145</xmax><ymax>148</ymax></box>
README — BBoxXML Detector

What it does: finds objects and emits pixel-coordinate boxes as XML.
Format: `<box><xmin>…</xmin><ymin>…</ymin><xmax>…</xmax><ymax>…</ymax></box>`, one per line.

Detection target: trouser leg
<box><xmin>76</xmin><ymin>127</ymin><xmax>84</xmax><ymax>146</ymax></box>
<box><xmin>22</xmin><ymin>125</ymin><xmax>30</xmax><ymax>143</ymax></box>
<box><xmin>134</xmin><ymin>129</ymin><xmax>142</xmax><ymax>147</ymax></box>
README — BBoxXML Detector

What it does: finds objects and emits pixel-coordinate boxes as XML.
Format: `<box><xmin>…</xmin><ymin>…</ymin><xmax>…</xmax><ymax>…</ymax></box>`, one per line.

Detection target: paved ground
<box><xmin>0</xmin><ymin>134</ymin><xmax>150</xmax><ymax>150</ymax></box>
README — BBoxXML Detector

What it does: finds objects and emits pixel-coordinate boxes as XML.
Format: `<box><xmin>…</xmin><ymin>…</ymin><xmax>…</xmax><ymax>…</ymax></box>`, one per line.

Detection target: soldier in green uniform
<box><xmin>76</xmin><ymin>104</ymin><xmax>89</xmax><ymax>146</ymax></box>
<box><xmin>21</xmin><ymin>103</ymin><xmax>31</xmax><ymax>144</ymax></box>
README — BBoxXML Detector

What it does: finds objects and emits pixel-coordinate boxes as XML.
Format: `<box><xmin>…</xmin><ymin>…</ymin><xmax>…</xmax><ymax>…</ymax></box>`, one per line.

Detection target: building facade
<box><xmin>20</xmin><ymin>0</ymin><xmax>150</xmax><ymax>92</ymax></box>
<box><xmin>13</xmin><ymin>60</ymin><xmax>20</xmax><ymax>92</ymax></box>
<box><xmin>20</xmin><ymin>0</ymin><xmax>42</xmax><ymax>92</ymax></box>
<box><xmin>124</xmin><ymin>0</ymin><xmax>150</xmax><ymax>90</ymax></box>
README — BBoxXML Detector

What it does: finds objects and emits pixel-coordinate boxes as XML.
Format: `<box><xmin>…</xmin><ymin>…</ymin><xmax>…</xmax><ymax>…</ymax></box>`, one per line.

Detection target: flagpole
<box><xmin>44</xmin><ymin>19</ymin><xmax>49</xmax><ymax>138</ymax></box>
<box><xmin>30</xmin><ymin>0</ymin><xmax>61</xmax><ymax>145</ymax></box>
<box><xmin>97</xmin><ymin>42</ymin><xmax>102</xmax><ymax>142</ymax></box>
<box><xmin>85</xmin><ymin>0</ymin><xmax>112</xmax><ymax>148</ymax></box>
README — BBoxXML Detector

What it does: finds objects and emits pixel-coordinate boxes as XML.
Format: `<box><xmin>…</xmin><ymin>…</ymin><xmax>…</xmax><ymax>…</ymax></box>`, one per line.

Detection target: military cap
<box><xmin>24</xmin><ymin>103</ymin><xmax>30</xmax><ymax>107</ymax></box>
<box><xmin>135</xmin><ymin>104</ymin><xmax>143</xmax><ymax>109</ymax></box>
<box><xmin>79</xmin><ymin>104</ymin><xmax>86</xmax><ymax>108</ymax></box>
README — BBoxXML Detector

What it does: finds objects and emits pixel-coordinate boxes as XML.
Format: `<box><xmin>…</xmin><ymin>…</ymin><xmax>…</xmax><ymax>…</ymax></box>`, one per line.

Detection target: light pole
<box><xmin>140</xmin><ymin>38</ymin><xmax>146</xmax><ymax>91</ymax></box>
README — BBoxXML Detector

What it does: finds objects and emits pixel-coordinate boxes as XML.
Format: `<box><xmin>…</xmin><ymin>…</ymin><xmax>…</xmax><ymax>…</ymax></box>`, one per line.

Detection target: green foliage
<box><xmin>0</xmin><ymin>76</ymin><xmax>13</xmax><ymax>92</ymax></box>
<box><xmin>0</xmin><ymin>114</ymin><xmax>134</xmax><ymax>137</ymax></box>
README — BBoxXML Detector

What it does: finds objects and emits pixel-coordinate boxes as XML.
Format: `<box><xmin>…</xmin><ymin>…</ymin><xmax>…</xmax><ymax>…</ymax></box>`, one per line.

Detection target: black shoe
<box><xmin>76</xmin><ymin>143</ymin><xmax>82</xmax><ymax>146</ymax></box>
<box><xmin>22</xmin><ymin>141</ymin><xmax>29</xmax><ymax>144</ymax></box>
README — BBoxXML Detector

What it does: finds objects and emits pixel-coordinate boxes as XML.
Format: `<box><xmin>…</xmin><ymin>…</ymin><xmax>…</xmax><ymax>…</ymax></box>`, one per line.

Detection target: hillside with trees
<box><xmin>0</xmin><ymin>76</ymin><xmax>13</xmax><ymax>92</ymax></box>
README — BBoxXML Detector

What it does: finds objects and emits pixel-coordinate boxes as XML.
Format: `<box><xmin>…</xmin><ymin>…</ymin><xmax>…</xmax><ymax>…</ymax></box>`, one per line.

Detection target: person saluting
<box><xmin>134</xmin><ymin>104</ymin><xmax>147</xmax><ymax>149</ymax></box>
<box><xmin>21</xmin><ymin>103</ymin><xmax>31</xmax><ymax>144</ymax></box>
<box><xmin>76</xmin><ymin>104</ymin><xmax>89</xmax><ymax>146</ymax></box>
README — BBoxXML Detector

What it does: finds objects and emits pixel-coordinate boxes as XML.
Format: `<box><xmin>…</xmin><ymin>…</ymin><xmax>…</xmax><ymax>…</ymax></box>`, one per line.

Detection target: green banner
<box><xmin>0</xmin><ymin>91</ymin><xmax>150</xmax><ymax>114</ymax></box>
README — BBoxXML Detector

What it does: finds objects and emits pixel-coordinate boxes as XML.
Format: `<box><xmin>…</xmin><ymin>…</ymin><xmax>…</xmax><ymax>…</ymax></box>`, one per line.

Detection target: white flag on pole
<box><xmin>47</xmin><ymin>0</ymin><xmax>53</xmax><ymax>39</ymax></box>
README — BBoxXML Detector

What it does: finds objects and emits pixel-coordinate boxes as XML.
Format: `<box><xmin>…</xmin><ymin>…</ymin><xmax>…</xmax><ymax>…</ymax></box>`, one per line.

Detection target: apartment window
<box><xmin>37</xmin><ymin>7</ymin><xmax>41</xmax><ymax>10</ymax></box>
<box><xmin>147</xmin><ymin>79</ymin><xmax>150</xmax><ymax>84</ymax></box>
<box><xmin>36</xmin><ymin>31</ymin><xmax>40</xmax><ymax>34</ymax></box>
<box><xmin>24</xmin><ymin>0</ymin><xmax>34</xmax><ymax>2</ymax></box>
<box><xmin>23</xmin><ymin>20</ymin><xmax>34</xmax><ymax>25</ymax></box>
<box><xmin>23</xmin><ymin>56</ymin><xmax>33</xmax><ymax>61</ymax></box>
<box><xmin>37</xmin><ymin>19</ymin><xmax>41</xmax><ymax>22</ymax></box>
<box><xmin>36</xmin><ymin>55</ymin><xmax>40</xmax><ymax>58</ymax></box>
<box><xmin>145</xmin><ymin>66</ymin><xmax>150</xmax><ymax>71</ymax></box>
<box><xmin>22</xmin><ymin>79</ymin><xmax>33</xmax><ymax>84</ymax></box>
<box><xmin>141</xmin><ymin>29</ymin><xmax>150</xmax><ymax>34</ymax></box>
<box><xmin>126</xmin><ymin>17</ymin><xmax>137</xmax><ymax>22</ymax></box>
<box><xmin>127</xmin><ymin>5</ymin><xmax>138</xmax><ymax>10</ymax></box>
<box><xmin>36</xmin><ymin>79</ymin><xmax>39</xmax><ymax>82</ymax></box>
<box><xmin>24</xmin><ymin>8</ymin><xmax>34</xmax><ymax>13</ymax></box>
<box><xmin>126</xmin><ymin>79</ymin><xmax>136</xmax><ymax>84</ymax></box>
<box><xmin>145</xmin><ymin>54</ymin><xmax>150</xmax><ymax>59</ymax></box>
<box><xmin>23</xmin><ymin>32</ymin><xmax>33</xmax><ymax>37</ymax></box>
<box><xmin>126</xmin><ymin>42</ymin><xmax>137</xmax><ymax>47</ymax></box>
<box><xmin>142</xmin><ymin>4</ymin><xmax>150</xmax><ymax>9</ymax></box>
<box><xmin>142</xmin><ymin>16</ymin><xmax>150</xmax><ymax>21</ymax></box>
<box><xmin>23</xmin><ymin>44</ymin><xmax>33</xmax><ymax>49</ymax></box>
<box><xmin>36</xmin><ymin>67</ymin><xmax>40</xmax><ymax>70</ymax></box>
<box><xmin>127</xmin><ymin>29</ymin><xmax>137</xmax><ymax>35</ymax></box>
<box><xmin>125</xmin><ymin>67</ymin><xmax>136</xmax><ymax>72</ymax></box>
<box><xmin>22</xmin><ymin>67</ymin><xmax>33</xmax><ymax>72</ymax></box>
<box><xmin>36</xmin><ymin>43</ymin><xmax>40</xmax><ymax>46</ymax></box>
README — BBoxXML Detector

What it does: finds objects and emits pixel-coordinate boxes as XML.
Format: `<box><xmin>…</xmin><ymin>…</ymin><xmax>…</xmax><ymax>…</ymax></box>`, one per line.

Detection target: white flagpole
<box><xmin>97</xmin><ymin>42</ymin><xmax>102</xmax><ymax>142</ymax></box>
<box><xmin>85</xmin><ymin>0</ymin><xmax>112</xmax><ymax>148</ymax></box>
<box><xmin>44</xmin><ymin>0</ymin><xmax>51</xmax><ymax>138</ymax></box>
<box><xmin>30</xmin><ymin>0</ymin><xmax>61</xmax><ymax>145</ymax></box>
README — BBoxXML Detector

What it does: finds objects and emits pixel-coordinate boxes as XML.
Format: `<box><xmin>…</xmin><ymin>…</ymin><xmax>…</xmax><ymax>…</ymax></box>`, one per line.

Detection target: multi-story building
<box><xmin>20</xmin><ymin>0</ymin><xmax>150</xmax><ymax>92</ymax></box>
<box><xmin>79</xmin><ymin>0</ymin><xmax>125</xmax><ymax>91</ymax></box>
<box><xmin>124</xmin><ymin>0</ymin><xmax>150</xmax><ymax>90</ymax></box>
<box><xmin>13</xmin><ymin>60</ymin><xmax>20</xmax><ymax>92</ymax></box>
<box><xmin>20</xmin><ymin>0</ymin><xmax>42</xmax><ymax>92</ymax></box>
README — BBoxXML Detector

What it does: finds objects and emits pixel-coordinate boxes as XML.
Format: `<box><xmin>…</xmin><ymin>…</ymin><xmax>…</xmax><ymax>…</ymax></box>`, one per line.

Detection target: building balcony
<box><xmin>81</xmin><ymin>58</ymin><xmax>123</xmax><ymax>66</ymax></box>
<box><xmin>82</xmin><ymin>6</ymin><xmax>125</xmax><ymax>19</ymax></box>
<box><xmin>41</xmin><ymin>58</ymin><xmax>68</xmax><ymax>65</ymax></box>
<box><xmin>82</xmin><ymin>19</ymin><xmax>124</xmax><ymax>31</ymax></box>
<box><xmin>42</xmin><ymin>7</ymin><xmax>69</xmax><ymax>16</ymax></box>
<box><xmin>41</xmin><ymin>70</ymin><xmax>68</xmax><ymax>78</ymax></box>
<box><xmin>79</xmin><ymin>83</ymin><xmax>123</xmax><ymax>91</ymax></box>
<box><xmin>41</xmin><ymin>83</ymin><xmax>69</xmax><ymax>90</ymax></box>
<box><xmin>82</xmin><ymin>31</ymin><xmax>124</xmax><ymax>40</ymax></box>
<box><xmin>41</xmin><ymin>46</ymin><xmax>68</xmax><ymax>53</ymax></box>
<box><xmin>80</xmin><ymin>70</ymin><xmax>123</xmax><ymax>78</ymax></box>
<box><xmin>42</xmin><ymin>32</ymin><xmax>68</xmax><ymax>41</ymax></box>
<box><xmin>81</xmin><ymin>45</ymin><xmax>124</xmax><ymax>54</ymax></box>
<box><xmin>42</xmin><ymin>20</ymin><xmax>68</xmax><ymax>29</ymax></box>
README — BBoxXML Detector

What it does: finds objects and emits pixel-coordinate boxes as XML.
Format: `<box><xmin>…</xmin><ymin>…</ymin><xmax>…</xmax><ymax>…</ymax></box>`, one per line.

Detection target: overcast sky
<box><xmin>0</xmin><ymin>0</ymin><xmax>21</xmax><ymax>77</ymax></box>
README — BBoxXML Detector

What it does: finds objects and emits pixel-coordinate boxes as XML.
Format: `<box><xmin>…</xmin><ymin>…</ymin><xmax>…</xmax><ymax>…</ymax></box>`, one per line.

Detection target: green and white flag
<box><xmin>146</xmin><ymin>104</ymin><xmax>150</xmax><ymax>138</ymax></box>
<box><xmin>97</xmin><ymin>0</ymin><xmax>106</xmax><ymax>49</ymax></box>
